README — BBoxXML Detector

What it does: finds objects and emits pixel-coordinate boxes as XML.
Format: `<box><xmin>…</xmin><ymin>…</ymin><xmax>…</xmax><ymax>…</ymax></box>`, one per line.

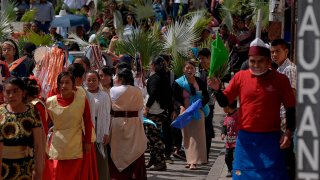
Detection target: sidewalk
<box><xmin>206</xmin><ymin>106</ymin><xmax>232</xmax><ymax>180</ymax></box>
<box><xmin>146</xmin><ymin>105</ymin><xmax>228</xmax><ymax>180</ymax></box>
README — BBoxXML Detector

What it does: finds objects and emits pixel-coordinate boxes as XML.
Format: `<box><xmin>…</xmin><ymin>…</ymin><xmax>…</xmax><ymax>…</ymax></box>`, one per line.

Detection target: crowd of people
<box><xmin>0</xmin><ymin>0</ymin><xmax>297</xmax><ymax>180</ymax></box>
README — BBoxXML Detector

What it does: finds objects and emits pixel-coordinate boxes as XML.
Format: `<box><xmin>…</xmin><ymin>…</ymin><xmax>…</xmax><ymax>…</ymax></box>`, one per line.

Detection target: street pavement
<box><xmin>146</xmin><ymin>106</ymin><xmax>230</xmax><ymax>180</ymax></box>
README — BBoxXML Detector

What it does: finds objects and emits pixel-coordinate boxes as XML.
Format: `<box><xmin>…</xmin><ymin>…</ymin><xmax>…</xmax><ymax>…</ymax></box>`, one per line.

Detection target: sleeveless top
<box><xmin>46</xmin><ymin>88</ymin><xmax>86</xmax><ymax>160</ymax></box>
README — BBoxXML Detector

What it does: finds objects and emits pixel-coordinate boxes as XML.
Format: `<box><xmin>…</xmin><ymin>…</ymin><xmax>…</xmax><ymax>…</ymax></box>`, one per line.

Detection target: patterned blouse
<box><xmin>0</xmin><ymin>104</ymin><xmax>42</xmax><ymax>179</ymax></box>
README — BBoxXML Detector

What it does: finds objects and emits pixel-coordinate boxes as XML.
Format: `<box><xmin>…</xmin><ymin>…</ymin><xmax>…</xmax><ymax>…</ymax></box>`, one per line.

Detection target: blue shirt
<box><xmin>31</xmin><ymin>2</ymin><xmax>55</xmax><ymax>22</ymax></box>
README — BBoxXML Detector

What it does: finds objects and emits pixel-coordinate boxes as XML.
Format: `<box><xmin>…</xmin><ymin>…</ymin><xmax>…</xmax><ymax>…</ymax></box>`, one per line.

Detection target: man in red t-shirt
<box><xmin>208</xmin><ymin>38</ymin><xmax>295</xmax><ymax>179</ymax></box>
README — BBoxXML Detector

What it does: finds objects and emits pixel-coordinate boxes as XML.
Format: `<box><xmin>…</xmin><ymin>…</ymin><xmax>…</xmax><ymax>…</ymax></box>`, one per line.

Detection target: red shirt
<box><xmin>223</xmin><ymin>70</ymin><xmax>295</xmax><ymax>132</ymax></box>
<box><xmin>224</xmin><ymin>110</ymin><xmax>239</xmax><ymax>148</ymax></box>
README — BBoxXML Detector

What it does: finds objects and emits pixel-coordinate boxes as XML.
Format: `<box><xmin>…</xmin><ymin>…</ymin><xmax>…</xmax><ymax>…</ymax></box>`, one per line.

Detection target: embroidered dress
<box><xmin>0</xmin><ymin>104</ymin><xmax>41</xmax><ymax>179</ymax></box>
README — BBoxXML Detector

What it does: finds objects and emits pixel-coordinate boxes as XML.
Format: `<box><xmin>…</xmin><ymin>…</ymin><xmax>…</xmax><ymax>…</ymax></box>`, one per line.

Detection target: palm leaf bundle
<box><xmin>21</xmin><ymin>9</ymin><xmax>37</xmax><ymax>22</ymax></box>
<box><xmin>115</xmin><ymin>30</ymin><xmax>163</xmax><ymax>68</ymax></box>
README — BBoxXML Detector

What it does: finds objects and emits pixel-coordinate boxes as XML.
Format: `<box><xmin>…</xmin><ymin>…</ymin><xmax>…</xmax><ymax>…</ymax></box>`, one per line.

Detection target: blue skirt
<box><xmin>233</xmin><ymin>130</ymin><xmax>289</xmax><ymax>180</ymax></box>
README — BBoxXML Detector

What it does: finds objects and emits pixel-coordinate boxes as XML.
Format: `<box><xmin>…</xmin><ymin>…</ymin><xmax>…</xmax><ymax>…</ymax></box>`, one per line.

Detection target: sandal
<box><xmin>189</xmin><ymin>164</ymin><xmax>197</xmax><ymax>170</ymax></box>
<box><xmin>185</xmin><ymin>164</ymin><xmax>190</xmax><ymax>168</ymax></box>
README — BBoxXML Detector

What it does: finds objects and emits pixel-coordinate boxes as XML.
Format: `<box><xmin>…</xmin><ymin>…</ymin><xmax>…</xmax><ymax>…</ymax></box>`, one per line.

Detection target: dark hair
<box><xmin>4</xmin><ymin>77</ymin><xmax>26</xmax><ymax>91</ymax></box>
<box><xmin>67</xmin><ymin>63</ymin><xmax>85</xmax><ymax>79</ymax></box>
<box><xmin>3</xmin><ymin>39</ymin><xmax>19</xmax><ymax>60</ymax></box>
<box><xmin>68</xmin><ymin>42</ymin><xmax>80</xmax><ymax>51</ymax></box>
<box><xmin>228</xmin><ymin>100</ymin><xmax>237</xmax><ymax>109</ymax></box>
<box><xmin>152</xmin><ymin>56</ymin><xmax>166</xmax><ymax>74</ymax></box>
<box><xmin>57</xmin><ymin>71</ymin><xmax>75</xmax><ymax>90</ymax></box>
<box><xmin>159</xmin><ymin>54</ymin><xmax>171</xmax><ymax>63</ymax></box>
<box><xmin>117</xmin><ymin>68</ymin><xmax>134</xmax><ymax>86</ymax></box>
<box><xmin>86</xmin><ymin>70</ymin><xmax>100</xmax><ymax>81</ymax></box>
<box><xmin>22</xmin><ymin>77</ymin><xmax>40</xmax><ymax>97</ymax></box>
<box><xmin>198</xmin><ymin>48</ymin><xmax>211</xmax><ymax>58</ymax></box>
<box><xmin>100</xmin><ymin>66</ymin><xmax>113</xmax><ymax>76</ymax></box>
<box><xmin>184</xmin><ymin>60</ymin><xmax>197</xmax><ymax>67</ymax></box>
<box><xmin>116</xmin><ymin>61</ymin><xmax>132</xmax><ymax>71</ymax></box>
<box><xmin>271</xmin><ymin>39</ymin><xmax>289</xmax><ymax>50</ymax></box>
<box><xmin>73</xmin><ymin>56</ymin><xmax>91</xmax><ymax>71</ymax></box>
<box><xmin>23</xmin><ymin>42</ymin><xmax>37</xmax><ymax>54</ymax></box>
<box><xmin>100</xmin><ymin>66</ymin><xmax>114</xmax><ymax>87</ymax></box>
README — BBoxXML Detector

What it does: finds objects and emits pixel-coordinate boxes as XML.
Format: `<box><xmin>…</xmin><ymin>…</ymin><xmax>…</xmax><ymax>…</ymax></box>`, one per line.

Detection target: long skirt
<box><xmin>46</xmin><ymin>143</ymin><xmax>98</xmax><ymax>180</ymax></box>
<box><xmin>233</xmin><ymin>130</ymin><xmax>289</xmax><ymax>180</ymax></box>
<box><xmin>182</xmin><ymin>111</ymin><xmax>207</xmax><ymax>165</ymax></box>
<box><xmin>108</xmin><ymin>152</ymin><xmax>147</xmax><ymax>180</ymax></box>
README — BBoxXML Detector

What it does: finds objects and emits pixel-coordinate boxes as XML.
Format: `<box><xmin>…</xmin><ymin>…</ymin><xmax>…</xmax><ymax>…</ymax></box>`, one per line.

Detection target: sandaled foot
<box><xmin>189</xmin><ymin>164</ymin><xmax>197</xmax><ymax>170</ymax></box>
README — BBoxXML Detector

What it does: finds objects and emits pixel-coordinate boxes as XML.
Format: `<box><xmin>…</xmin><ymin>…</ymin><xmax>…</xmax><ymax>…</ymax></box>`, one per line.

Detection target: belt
<box><xmin>3</xmin><ymin>146</ymin><xmax>33</xmax><ymax>159</ymax></box>
<box><xmin>113</xmin><ymin>111</ymin><xmax>139</xmax><ymax>118</ymax></box>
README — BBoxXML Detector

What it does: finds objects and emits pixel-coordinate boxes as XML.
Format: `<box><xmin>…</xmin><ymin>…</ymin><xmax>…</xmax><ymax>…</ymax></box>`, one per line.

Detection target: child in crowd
<box><xmin>221</xmin><ymin>100</ymin><xmax>238</xmax><ymax>177</ymax></box>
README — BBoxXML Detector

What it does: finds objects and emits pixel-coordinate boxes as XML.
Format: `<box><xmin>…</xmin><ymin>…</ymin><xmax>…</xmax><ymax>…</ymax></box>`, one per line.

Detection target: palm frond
<box><xmin>132</xmin><ymin>0</ymin><xmax>155</xmax><ymax>22</ymax></box>
<box><xmin>20</xmin><ymin>32</ymin><xmax>53</xmax><ymax>46</ymax></box>
<box><xmin>21</xmin><ymin>9</ymin><xmax>38</xmax><ymax>22</ymax></box>
<box><xmin>250</xmin><ymin>1</ymin><xmax>269</xmax><ymax>29</ymax></box>
<box><xmin>0</xmin><ymin>15</ymin><xmax>13</xmax><ymax>41</ymax></box>
<box><xmin>163</xmin><ymin>20</ymin><xmax>199</xmax><ymax>57</ymax></box>
<box><xmin>67</xmin><ymin>33</ymin><xmax>90</xmax><ymax>47</ymax></box>
<box><xmin>2</xmin><ymin>0</ymin><xmax>17</xmax><ymax>21</ymax></box>
<box><xmin>213</xmin><ymin>61</ymin><xmax>230</xmax><ymax>80</ymax></box>
<box><xmin>97</xmin><ymin>0</ymin><xmax>107</xmax><ymax>12</ymax></box>
<box><xmin>55</xmin><ymin>0</ymin><xmax>64</xmax><ymax>14</ymax></box>
<box><xmin>115</xmin><ymin>30</ymin><xmax>163</xmax><ymax>68</ymax></box>
<box><xmin>186</xmin><ymin>10</ymin><xmax>210</xmax><ymax>37</ymax></box>
<box><xmin>171</xmin><ymin>52</ymin><xmax>187</xmax><ymax>77</ymax></box>
<box><xmin>199</xmin><ymin>38</ymin><xmax>214</xmax><ymax>50</ymax></box>
<box><xmin>151</xmin><ymin>21</ymin><xmax>162</xmax><ymax>39</ymax></box>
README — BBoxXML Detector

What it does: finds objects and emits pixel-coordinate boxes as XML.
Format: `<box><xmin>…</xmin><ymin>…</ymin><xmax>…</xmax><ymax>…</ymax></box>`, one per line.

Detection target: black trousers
<box><xmin>161</xmin><ymin>115</ymin><xmax>173</xmax><ymax>157</ymax></box>
<box><xmin>282</xmin><ymin>138</ymin><xmax>296</xmax><ymax>180</ymax></box>
<box><xmin>225</xmin><ymin>147</ymin><xmax>235</xmax><ymax>172</ymax></box>
<box><xmin>205</xmin><ymin>105</ymin><xmax>215</xmax><ymax>159</ymax></box>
